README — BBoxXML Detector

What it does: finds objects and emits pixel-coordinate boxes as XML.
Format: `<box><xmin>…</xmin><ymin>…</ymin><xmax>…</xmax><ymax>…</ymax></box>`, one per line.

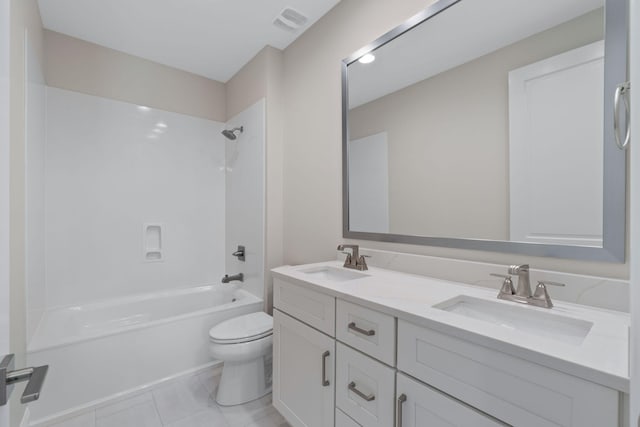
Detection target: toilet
<box><xmin>208</xmin><ymin>311</ymin><xmax>273</xmax><ymax>406</ymax></box>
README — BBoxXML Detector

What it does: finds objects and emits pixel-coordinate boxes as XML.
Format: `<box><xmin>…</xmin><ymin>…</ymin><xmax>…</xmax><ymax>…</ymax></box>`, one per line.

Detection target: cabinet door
<box><xmin>396</xmin><ymin>373</ymin><xmax>506</xmax><ymax>427</ymax></box>
<box><xmin>273</xmin><ymin>309</ymin><xmax>335</xmax><ymax>427</ymax></box>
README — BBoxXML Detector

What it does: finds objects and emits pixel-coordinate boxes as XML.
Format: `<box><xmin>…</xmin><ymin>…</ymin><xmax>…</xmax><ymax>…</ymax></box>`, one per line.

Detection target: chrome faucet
<box><xmin>337</xmin><ymin>244</ymin><xmax>368</xmax><ymax>271</ymax></box>
<box><xmin>491</xmin><ymin>265</ymin><xmax>565</xmax><ymax>308</ymax></box>
<box><xmin>221</xmin><ymin>273</ymin><xmax>243</xmax><ymax>283</ymax></box>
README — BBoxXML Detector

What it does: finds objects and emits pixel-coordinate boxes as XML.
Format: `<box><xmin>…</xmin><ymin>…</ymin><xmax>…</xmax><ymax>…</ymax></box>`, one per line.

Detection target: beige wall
<box><xmin>226</xmin><ymin>46</ymin><xmax>285</xmax><ymax>312</ymax></box>
<box><xmin>282</xmin><ymin>0</ymin><xmax>628</xmax><ymax>279</ymax></box>
<box><xmin>348</xmin><ymin>9</ymin><xmax>603</xmax><ymax>240</ymax></box>
<box><xmin>9</xmin><ymin>0</ymin><xmax>43</xmax><ymax>425</ymax></box>
<box><xmin>44</xmin><ymin>30</ymin><xmax>226</xmax><ymax>121</ymax></box>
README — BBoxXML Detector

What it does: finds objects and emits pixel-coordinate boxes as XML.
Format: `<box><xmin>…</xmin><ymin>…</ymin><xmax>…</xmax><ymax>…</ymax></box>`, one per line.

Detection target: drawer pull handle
<box><xmin>348</xmin><ymin>381</ymin><xmax>375</xmax><ymax>402</ymax></box>
<box><xmin>321</xmin><ymin>351</ymin><xmax>330</xmax><ymax>387</ymax></box>
<box><xmin>397</xmin><ymin>394</ymin><xmax>407</xmax><ymax>427</ymax></box>
<box><xmin>348</xmin><ymin>322</ymin><xmax>375</xmax><ymax>336</ymax></box>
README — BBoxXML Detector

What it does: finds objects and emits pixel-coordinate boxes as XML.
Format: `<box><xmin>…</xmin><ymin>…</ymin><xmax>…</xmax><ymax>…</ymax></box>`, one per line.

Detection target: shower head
<box><xmin>221</xmin><ymin>126</ymin><xmax>244</xmax><ymax>140</ymax></box>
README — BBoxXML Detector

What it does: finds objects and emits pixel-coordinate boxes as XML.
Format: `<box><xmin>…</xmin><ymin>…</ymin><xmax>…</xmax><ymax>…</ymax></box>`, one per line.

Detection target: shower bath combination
<box><xmin>222</xmin><ymin>126</ymin><xmax>244</xmax><ymax>140</ymax></box>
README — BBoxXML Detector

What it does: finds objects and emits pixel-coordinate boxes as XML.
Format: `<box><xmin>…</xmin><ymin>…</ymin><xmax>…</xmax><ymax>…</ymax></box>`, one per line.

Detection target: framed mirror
<box><xmin>342</xmin><ymin>0</ymin><xmax>628</xmax><ymax>262</ymax></box>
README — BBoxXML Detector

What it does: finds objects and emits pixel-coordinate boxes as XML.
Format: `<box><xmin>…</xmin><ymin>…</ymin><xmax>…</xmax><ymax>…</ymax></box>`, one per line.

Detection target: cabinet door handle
<box><xmin>614</xmin><ymin>81</ymin><xmax>631</xmax><ymax>150</ymax></box>
<box><xmin>348</xmin><ymin>381</ymin><xmax>375</xmax><ymax>401</ymax></box>
<box><xmin>321</xmin><ymin>351</ymin><xmax>330</xmax><ymax>387</ymax></box>
<box><xmin>396</xmin><ymin>393</ymin><xmax>407</xmax><ymax>427</ymax></box>
<box><xmin>348</xmin><ymin>322</ymin><xmax>375</xmax><ymax>336</ymax></box>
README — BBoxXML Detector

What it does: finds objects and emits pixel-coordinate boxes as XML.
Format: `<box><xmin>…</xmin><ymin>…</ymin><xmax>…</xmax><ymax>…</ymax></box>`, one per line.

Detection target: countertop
<box><xmin>271</xmin><ymin>261</ymin><xmax>630</xmax><ymax>393</ymax></box>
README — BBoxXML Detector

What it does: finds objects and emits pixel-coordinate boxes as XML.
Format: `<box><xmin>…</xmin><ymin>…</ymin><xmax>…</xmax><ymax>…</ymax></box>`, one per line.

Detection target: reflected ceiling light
<box><xmin>358</xmin><ymin>53</ymin><xmax>376</xmax><ymax>64</ymax></box>
<box><xmin>137</xmin><ymin>106</ymin><xmax>151</xmax><ymax>112</ymax></box>
<box><xmin>152</xmin><ymin>128</ymin><xmax>164</xmax><ymax>134</ymax></box>
<box><xmin>156</xmin><ymin>122</ymin><xmax>167</xmax><ymax>128</ymax></box>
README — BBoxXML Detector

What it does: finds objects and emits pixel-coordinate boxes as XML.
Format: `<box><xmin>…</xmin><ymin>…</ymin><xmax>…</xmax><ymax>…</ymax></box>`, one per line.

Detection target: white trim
<box><xmin>628</xmin><ymin>0</ymin><xmax>639</xmax><ymax>424</ymax></box>
<box><xmin>0</xmin><ymin>0</ymin><xmax>10</xmax><ymax>422</ymax></box>
<box><xmin>29</xmin><ymin>361</ymin><xmax>223</xmax><ymax>427</ymax></box>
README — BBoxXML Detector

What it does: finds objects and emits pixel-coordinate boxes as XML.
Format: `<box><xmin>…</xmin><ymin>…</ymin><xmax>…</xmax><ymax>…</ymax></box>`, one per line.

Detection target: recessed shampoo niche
<box><xmin>143</xmin><ymin>223</ymin><xmax>163</xmax><ymax>262</ymax></box>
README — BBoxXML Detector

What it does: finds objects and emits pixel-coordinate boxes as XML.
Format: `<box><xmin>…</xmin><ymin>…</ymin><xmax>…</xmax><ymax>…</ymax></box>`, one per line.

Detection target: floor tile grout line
<box><xmin>149</xmin><ymin>388</ymin><xmax>166</xmax><ymax>426</ymax></box>
<box><xmin>94</xmin><ymin>391</ymin><xmax>154</xmax><ymax>422</ymax></box>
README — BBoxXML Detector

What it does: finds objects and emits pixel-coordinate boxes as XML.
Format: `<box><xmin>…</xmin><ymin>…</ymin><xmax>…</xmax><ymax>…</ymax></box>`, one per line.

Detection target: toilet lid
<box><xmin>209</xmin><ymin>312</ymin><xmax>273</xmax><ymax>344</ymax></box>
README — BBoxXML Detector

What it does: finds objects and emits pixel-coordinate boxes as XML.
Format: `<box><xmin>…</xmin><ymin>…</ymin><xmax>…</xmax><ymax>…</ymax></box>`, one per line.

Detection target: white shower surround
<box><xmin>25</xmin><ymin>89</ymin><xmax>269</xmax><ymax>422</ymax></box>
<box><xmin>225</xmin><ymin>99</ymin><xmax>266</xmax><ymax>301</ymax></box>
<box><xmin>44</xmin><ymin>88</ymin><xmax>228</xmax><ymax>307</ymax></box>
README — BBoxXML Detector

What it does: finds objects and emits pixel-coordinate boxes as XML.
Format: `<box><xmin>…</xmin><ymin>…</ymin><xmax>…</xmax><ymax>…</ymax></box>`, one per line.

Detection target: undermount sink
<box><xmin>300</xmin><ymin>266</ymin><xmax>368</xmax><ymax>282</ymax></box>
<box><xmin>434</xmin><ymin>295</ymin><xmax>593</xmax><ymax>346</ymax></box>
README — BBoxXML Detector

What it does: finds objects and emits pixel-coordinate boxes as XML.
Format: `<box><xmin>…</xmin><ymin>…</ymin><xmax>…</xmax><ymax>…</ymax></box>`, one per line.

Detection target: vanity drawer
<box><xmin>336</xmin><ymin>299</ymin><xmax>395</xmax><ymax>366</ymax></box>
<box><xmin>336</xmin><ymin>342</ymin><xmax>395</xmax><ymax>427</ymax></box>
<box><xmin>397</xmin><ymin>320</ymin><xmax>619</xmax><ymax>427</ymax></box>
<box><xmin>273</xmin><ymin>278</ymin><xmax>335</xmax><ymax>336</ymax></box>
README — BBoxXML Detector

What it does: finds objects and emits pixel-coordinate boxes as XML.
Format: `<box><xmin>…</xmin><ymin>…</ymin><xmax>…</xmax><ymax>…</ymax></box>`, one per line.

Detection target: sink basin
<box><xmin>300</xmin><ymin>266</ymin><xmax>368</xmax><ymax>282</ymax></box>
<box><xmin>434</xmin><ymin>295</ymin><xmax>593</xmax><ymax>346</ymax></box>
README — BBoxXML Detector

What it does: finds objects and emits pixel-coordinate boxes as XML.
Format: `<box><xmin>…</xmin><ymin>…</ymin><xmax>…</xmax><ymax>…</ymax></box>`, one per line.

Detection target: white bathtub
<box><xmin>27</xmin><ymin>284</ymin><xmax>263</xmax><ymax>423</ymax></box>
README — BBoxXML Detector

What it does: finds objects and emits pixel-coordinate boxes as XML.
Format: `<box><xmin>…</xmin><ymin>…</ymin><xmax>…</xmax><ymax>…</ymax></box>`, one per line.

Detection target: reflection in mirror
<box><xmin>346</xmin><ymin>0</ymin><xmax>611</xmax><ymax>249</ymax></box>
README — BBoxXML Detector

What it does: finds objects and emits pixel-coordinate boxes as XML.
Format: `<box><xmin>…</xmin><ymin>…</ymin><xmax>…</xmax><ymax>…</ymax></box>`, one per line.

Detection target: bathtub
<box><xmin>27</xmin><ymin>284</ymin><xmax>263</xmax><ymax>423</ymax></box>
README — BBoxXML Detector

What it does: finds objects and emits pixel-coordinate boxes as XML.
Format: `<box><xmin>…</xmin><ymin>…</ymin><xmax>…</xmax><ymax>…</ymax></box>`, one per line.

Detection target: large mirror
<box><xmin>342</xmin><ymin>0</ymin><xmax>628</xmax><ymax>261</ymax></box>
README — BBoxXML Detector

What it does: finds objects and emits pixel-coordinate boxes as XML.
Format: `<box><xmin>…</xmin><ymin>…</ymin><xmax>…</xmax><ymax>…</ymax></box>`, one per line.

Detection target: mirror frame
<box><xmin>341</xmin><ymin>0</ymin><xmax>627</xmax><ymax>262</ymax></box>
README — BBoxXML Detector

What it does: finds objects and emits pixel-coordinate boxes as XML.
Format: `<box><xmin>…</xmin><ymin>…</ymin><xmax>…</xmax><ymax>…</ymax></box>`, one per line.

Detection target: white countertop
<box><xmin>271</xmin><ymin>261</ymin><xmax>630</xmax><ymax>393</ymax></box>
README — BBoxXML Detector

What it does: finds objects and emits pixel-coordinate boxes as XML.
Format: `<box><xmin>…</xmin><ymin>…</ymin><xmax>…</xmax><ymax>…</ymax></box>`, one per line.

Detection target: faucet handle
<box><xmin>491</xmin><ymin>273</ymin><xmax>515</xmax><ymax>297</ymax></box>
<box><xmin>533</xmin><ymin>281</ymin><xmax>565</xmax><ymax>308</ymax></box>
<box><xmin>537</xmin><ymin>280</ymin><xmax>565</xmax><ymax>288</ymax></box>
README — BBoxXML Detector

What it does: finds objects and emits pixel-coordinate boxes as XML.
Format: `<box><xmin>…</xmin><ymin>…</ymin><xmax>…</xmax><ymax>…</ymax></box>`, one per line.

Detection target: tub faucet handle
<box><xmin>232</xmin><ymin>245</ymin><xmax>245</xmax><ymax>262</ymax></box>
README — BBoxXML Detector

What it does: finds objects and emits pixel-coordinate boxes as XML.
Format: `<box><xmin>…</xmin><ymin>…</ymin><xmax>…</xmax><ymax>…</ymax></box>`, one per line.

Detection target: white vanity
<box><xmin>271</xmin><ymin>262</ymin><xmax>629</xmax><ymax>427</ymax></box>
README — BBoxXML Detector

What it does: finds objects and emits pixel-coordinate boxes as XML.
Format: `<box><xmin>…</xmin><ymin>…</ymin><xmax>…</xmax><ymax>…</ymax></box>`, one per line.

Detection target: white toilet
<box><xmin>208</xmin><ymin>311</ymin><xmax>273</xmax><ymax>406</ymax></box>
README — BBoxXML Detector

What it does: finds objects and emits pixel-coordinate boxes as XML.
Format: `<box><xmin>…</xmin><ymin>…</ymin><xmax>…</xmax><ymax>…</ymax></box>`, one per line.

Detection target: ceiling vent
<box><xmin>273</xmin><ymin>7</ymin><xmax>308</xmax><ymax>32</ymax></box>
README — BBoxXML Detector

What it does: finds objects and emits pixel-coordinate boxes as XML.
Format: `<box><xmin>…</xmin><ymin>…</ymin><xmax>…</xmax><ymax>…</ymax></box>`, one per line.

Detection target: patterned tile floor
<box><xmin>43</xmin><ymin>369</ymin><xmax>288</xmax><ymax>427</ymax></box>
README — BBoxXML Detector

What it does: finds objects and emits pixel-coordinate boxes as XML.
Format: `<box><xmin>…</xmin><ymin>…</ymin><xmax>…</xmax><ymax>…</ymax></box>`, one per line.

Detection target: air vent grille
<box><xmin>273</xmin><ymin>7</ymin><xmax>308</xmax><ymax>32</ymax></box>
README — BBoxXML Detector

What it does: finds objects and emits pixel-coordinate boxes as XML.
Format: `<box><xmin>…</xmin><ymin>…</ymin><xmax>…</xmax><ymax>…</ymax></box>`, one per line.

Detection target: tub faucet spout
<box><xmin>221</xmin><ymin>273</ymin><xmax>244</xmax><ymax>283</ymax></box>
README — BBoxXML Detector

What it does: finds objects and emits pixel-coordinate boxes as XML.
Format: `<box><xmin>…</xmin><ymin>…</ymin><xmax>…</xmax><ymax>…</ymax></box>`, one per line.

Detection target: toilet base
<box><xmin>215</xmin><ymin>356</ymin><xmax>272</xmax><ymax>406</ymax></box>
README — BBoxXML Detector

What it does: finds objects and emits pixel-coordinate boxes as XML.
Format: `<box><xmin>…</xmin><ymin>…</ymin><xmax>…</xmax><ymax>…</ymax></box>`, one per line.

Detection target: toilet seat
<box><xmin>209</xmin><ymin>312</ymin><xmax>273</xmax><ymax>344</ymax></box>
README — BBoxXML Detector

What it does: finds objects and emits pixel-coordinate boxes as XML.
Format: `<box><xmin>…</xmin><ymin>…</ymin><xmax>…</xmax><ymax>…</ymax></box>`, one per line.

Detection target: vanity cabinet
<box><xmin>273</xmin><ymin>309</ymin><xmax>335</xmax><ymax>427</ymax></box>
<box><xmin>272</xmin><ymin>275</ymin><xmax>624</xmax><ymax>427</ymax></box>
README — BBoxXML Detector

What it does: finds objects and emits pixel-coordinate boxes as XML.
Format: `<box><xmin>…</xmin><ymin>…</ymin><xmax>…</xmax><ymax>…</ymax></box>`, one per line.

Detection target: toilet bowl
<box><xmin>209</xmin><ymin>311</ymin><xmax>273</xmax><ymax>406</ymax></box>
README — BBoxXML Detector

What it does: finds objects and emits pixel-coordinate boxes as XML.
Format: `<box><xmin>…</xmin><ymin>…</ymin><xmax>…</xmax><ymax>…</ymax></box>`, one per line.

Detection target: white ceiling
<box><xmin>348</xmin><ymin>0</ymin><xmax>603</xmax><ymax>108</ymax></box>
<box><xmin>37</xmin><ymin>0</ymin><xmax>341</xmax><ymax>82</ymax></box>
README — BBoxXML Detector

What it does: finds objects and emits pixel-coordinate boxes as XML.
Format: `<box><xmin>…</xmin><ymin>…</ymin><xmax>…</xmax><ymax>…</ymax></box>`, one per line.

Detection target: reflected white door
<box><xmin>0</xmin><ymin>0</ymin><xmax>11</xmax><ymax>423</ymax></box>
<box><xmin>348</xmin><ymin>132</ymin><xmax>389</xmax><ymax>233</ymax></box>
<box><xmin>509</xmin><ymin>41</ymin><xmax>604</xmax><ymax>246</ymax></box>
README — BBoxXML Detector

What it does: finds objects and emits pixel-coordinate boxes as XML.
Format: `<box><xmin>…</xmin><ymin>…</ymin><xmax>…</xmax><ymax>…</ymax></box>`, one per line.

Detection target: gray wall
<box><xmin>44</xmin><ymin>30</ymin><xmax>227</xmax><ymax>122</ymax></box>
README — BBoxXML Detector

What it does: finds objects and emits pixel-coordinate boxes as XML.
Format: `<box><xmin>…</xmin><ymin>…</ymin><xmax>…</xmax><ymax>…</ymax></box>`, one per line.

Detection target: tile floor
<box><xmin>44</xmin><ymin>369</ymin><xmax>289</xmax><ymax>427</ymax></box>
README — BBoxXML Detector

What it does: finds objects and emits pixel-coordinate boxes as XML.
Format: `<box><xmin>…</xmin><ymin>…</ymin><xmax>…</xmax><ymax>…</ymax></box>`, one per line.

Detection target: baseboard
<box><xmin>19</xmin><ymin>408</ymin><xmax>30</xmax><ymax>427</ymax></box>
<box><xmin>30</xmin><ymin>361</ymin><xmax>223</xmax><ymax>426</ymax></box>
